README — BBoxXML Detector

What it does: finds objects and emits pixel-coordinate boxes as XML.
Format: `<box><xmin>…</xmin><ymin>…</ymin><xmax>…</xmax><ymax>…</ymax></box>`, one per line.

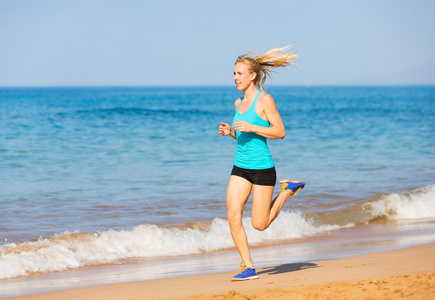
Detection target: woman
<box><xmin>219</xmin><ymin>46</ymin><xmax>305</xmax><ymax>281</ymax></box>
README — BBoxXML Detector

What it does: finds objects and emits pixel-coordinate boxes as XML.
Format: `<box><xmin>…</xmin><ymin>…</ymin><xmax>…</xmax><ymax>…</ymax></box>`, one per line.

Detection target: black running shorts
<box><xmin>231</xmin><ymin>165</ymin><xmax>276</xmax><ymax>186</ymax></box>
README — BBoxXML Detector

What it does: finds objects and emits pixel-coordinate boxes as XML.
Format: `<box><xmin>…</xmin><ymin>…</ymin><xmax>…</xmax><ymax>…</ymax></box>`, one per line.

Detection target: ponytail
<box><xmin>236</xmin><ymin>46</ymin><xmax>297</xmax><ymax>91</ymax></box>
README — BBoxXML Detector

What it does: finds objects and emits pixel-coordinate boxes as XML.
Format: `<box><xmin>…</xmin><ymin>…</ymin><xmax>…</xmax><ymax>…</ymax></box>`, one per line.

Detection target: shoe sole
<box><xmin>231</xmin><ymin>275</ymin><xmax>260</xmax><ymax>281</ymax></box>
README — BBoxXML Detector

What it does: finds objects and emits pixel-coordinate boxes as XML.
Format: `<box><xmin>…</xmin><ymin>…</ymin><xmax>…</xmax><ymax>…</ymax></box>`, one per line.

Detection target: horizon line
<box><xmin>1</xmin><ymin>84</ymin><xmax>435</xmax><ymax>89</ymax></box>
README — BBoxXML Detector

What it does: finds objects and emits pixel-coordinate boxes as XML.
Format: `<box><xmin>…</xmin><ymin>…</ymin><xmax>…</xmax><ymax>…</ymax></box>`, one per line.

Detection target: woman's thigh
<box><xmin>226</xmin><ymin>175</ymin><xmax>252</xmax><ymax>216</ymax></box>
<box><xmin>251</xmin><ymin>184</ymin><xmax>275</xmax><ymax>222</ymax></box>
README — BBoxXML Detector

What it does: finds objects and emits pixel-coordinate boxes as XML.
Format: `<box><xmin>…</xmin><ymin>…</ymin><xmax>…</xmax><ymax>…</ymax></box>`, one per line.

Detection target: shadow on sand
<box><xmin>258</xmin><ymin>262</ymin><xmax>319</xmax><ymax>275</ymax></box>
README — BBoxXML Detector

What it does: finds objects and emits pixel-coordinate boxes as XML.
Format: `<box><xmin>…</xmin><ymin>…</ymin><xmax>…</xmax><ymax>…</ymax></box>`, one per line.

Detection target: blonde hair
<box><xmin>236</xmin><ymin>46</ymin><xmax>297</xmax><ymax>91</ymax></box>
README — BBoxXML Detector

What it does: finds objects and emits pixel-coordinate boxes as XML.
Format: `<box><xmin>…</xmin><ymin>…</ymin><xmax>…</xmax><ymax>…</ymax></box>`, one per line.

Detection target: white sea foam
<box><xmin>369</xmin><ymin>185</ymin><xmax>435</xmax><ymax>220</ymax></box>
<box><xmin>0</xmin><ymin>210</ymin><xmax>337</xmax><ymax>279</ymax></box>
<box><xmin>1</xmin><ymin>186</ymin><xmax>433</xmax><ymax>280</ymax></box>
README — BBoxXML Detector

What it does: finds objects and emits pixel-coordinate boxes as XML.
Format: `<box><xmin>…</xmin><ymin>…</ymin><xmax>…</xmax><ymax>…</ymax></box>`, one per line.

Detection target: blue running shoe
<box><xmin>279</xmin><ymin>179</ymin><xmax>305</xmax><ymax>196</ymax></box>
<box><xmin>231</xmin><ymin>261</ymin><xmax>259</xmax><ymax>281</ymax></box>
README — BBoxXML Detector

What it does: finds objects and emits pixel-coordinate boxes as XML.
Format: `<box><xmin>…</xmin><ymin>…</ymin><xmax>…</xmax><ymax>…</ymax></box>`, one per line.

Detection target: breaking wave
<box><xmin>1</xmin><ymin>185</ymin><xmax>433</xmax><ymax>279</ymax></box>
<box><xmin>367</xmin><ymin>185</ymin><xmax>435</xmax><ymax>221</ymax></box>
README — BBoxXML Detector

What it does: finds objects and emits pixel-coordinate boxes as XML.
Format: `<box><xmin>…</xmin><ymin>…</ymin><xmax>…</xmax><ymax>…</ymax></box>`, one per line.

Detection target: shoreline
<box><xmin>3</xmin><ymin>243</ymin><xmax>435</xmax><ymax>300</ymax></box>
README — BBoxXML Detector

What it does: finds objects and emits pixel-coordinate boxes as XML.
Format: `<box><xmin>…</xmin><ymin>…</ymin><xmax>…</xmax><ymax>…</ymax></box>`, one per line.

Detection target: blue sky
<box><xmin>1</xmin><ymin>0</ymin><xmax>435</xmax><ymax>86</ymax></box>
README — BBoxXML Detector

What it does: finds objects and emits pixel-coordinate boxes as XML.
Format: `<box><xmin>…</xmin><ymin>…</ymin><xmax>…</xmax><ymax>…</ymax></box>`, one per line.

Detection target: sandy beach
<box><xmin>3</xmin><ymin>243</ymin><xmax>434</xmax><ymax>300</ymax></box>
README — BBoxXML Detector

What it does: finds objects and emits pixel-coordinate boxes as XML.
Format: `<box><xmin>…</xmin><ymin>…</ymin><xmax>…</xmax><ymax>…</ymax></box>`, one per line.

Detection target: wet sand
<box><xmin>3</xmin><ymin>243</ymin><xmax>434</xmax><ymax>300</ymax></box>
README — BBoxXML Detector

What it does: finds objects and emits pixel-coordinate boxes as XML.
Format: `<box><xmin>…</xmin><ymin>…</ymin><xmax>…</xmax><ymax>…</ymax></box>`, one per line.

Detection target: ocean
<box><xmin>1</xmin><ymin>86</ymin><xmax>435</xmax><ymax>293</ymax></box>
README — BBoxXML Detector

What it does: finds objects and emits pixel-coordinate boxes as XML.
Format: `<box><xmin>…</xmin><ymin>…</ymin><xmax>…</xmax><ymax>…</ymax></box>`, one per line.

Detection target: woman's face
<box><xmin>233</xmin><ymin>62</ymin><xmax>255</xmax><ymax>91</ymax></box>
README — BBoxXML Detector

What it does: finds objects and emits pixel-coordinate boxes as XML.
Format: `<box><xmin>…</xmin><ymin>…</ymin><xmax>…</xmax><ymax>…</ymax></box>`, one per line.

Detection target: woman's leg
<box><xmin>226</xmin><ymin>175</ymin><xmax>254</xmax><ymax>267</ymax></box>
<box><xmin>251</xmin><ymin>185</ymin><xmax>292</xmax><ymax>231</ymax></box>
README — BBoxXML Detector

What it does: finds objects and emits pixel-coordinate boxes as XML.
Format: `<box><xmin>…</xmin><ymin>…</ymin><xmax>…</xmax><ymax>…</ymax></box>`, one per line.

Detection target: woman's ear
<box><xmin>250</xmin><ymin>72</ymin><xmax>257</xmax><ymax>81</ymax></box>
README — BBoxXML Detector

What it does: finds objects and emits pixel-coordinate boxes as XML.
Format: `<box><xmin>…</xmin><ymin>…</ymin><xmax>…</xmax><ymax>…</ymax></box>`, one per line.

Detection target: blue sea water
<box><xmin>0</xmin><ymin>86</ymin><xmax>434</xmax><ymax>280</ymax></box>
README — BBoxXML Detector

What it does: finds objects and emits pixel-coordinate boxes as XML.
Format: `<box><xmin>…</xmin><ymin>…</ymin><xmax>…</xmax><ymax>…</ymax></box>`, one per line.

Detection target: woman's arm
<box><xmin>219</xmin><ymin>122</ymin><xmax>237</xmax><ymax>139</ymax></box>
<box><xmin>219</xmin><ymin>98</ymin><xmax>241</xmax><ymax>140</ymax></box>
<box><xmin>232</xmin><ymin>93</ymin><xmax>285</xmax><ymax>139</ymax></box>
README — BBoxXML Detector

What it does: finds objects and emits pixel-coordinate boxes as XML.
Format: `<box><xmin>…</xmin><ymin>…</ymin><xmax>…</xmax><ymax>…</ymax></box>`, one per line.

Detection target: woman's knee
<box><xmin>227</xmin><ymin>209</ymin><xmax>242</xmax><ymax>227</ymax></box>
<box><xmin>251</xmin><ymin>219</ymin><xmax>268</xmax><ymax>231</ymax></box>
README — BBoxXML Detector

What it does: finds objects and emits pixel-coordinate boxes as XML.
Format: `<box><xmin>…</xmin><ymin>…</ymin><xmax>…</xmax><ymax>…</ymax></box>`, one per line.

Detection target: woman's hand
<box><xmin>219</xmin><ymin>122</ymin><xmax>232</xmax><ymax>136</ymax></box>
<box><xmin>232</xmin><ymin>119</ymin><xmax>254</xmax><ymax>133</ymax></box>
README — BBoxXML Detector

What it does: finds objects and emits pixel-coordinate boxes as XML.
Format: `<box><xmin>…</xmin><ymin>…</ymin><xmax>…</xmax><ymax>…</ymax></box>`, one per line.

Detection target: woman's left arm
<box><xmin>232</xmin><ymin>94</ymin><xmax>286</xmax><ymax>139</ymax></box>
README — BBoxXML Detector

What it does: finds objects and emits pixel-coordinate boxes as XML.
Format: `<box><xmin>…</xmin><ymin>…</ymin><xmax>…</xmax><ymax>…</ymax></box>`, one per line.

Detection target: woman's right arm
<box><xmin>219</xmin><ymin>99</ymin><xmax>240</xmax><ymax>140</ymax></box>
<box><xmin>219</xmin><ymin>122</ymin><xmax>236</xmax><ymax>139</ymax></box>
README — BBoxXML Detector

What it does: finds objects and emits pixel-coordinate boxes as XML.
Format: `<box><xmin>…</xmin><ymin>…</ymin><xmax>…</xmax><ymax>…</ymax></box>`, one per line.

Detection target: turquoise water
<box><xmin>0</xmin><ymin>86</ymin><xmax>434</xmax><ymax>279</ymax></box>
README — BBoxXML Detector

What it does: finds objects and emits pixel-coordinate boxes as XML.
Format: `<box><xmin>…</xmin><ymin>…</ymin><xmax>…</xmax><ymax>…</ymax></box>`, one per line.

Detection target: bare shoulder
<box><xmin>258</xmin><ymin>92</ymin><xmax>277</xmax><ymax>109</ymax></box>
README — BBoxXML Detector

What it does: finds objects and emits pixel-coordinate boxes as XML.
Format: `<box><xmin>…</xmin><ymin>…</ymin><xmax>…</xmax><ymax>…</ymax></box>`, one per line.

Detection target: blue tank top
<box><xmin>233</xmin><ymin>91</ymin><xmax>274</xmax><ymax>169</ymax></box>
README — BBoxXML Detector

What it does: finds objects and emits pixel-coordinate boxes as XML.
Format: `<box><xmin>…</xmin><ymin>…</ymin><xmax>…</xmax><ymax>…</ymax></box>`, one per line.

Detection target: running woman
<box><xmin>219</xmin><ymin>46</ymin><xmax>305</xmax><ymax>281</ymax></box>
